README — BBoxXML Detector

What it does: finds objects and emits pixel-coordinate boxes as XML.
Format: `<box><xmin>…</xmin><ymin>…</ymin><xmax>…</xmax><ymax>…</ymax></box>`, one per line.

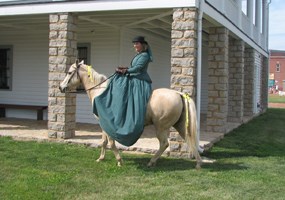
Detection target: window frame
<box><xmin>0</xmin><ymin>45</ymin><xmax>13</xmax><ymax>91</ymax></box>
<box><xmin>276</xmin><ymin>62</ymin><xmax>280</xmax><ymax>72</ymax></box>
<box><xmin>76</xmin><ymin>43</ymin><xmax>91</xmax><ymax>92</ymax></box>
<box><xmin>77</xmin><ymin>43</ymin><xmax>91</xmax><ymax>65</ymax></box>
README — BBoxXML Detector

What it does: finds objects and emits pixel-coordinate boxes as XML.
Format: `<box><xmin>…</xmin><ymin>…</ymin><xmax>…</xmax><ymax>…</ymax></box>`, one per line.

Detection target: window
<box><xmin>77</xmin><ymin>43</ymin><xmax>90</xmax><ymax>65</ymax></box>
<box><xmin>77</xmin><ymin>43</ymin><xmax>90</xmax><ymax>91</ymax></box>
<box><xmin>0</xmin><ymin>46</ymin><xmax>12</xmax><ymax>90</ymax></box>
<box><xmin>276</xmin><ymin>62</ymin><xmax>280</xmax><ymax>72</ymax></box>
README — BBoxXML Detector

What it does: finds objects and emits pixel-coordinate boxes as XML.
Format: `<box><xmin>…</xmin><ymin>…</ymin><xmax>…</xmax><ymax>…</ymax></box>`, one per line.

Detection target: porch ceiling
<box><xmin>0</xmin><ymin>9</ymin><xmax>173</xmax><ymax>39</ymax></box>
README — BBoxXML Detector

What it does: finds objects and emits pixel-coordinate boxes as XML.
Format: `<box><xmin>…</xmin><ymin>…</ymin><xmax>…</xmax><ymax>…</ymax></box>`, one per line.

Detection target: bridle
<box><xmin>64</xmin><ymin>63</ymin><xmax>116</xmax><ymax>93</ymax></box>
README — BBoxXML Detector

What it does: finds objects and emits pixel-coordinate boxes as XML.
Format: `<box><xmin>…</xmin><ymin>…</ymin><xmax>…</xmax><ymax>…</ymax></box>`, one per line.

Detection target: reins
<box><xmin>66</xmin><ymin>70</ymin><xmax>116</xmax><ymax>94</ymax></box>
<box><xmin>85</xmin><ymin>72</ymin><xmax>116</xmax><ymax>91</ymax></box>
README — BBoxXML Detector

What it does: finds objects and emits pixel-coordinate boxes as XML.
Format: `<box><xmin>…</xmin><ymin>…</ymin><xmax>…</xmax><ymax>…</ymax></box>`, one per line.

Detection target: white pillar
<box><xmin>255</xmin><ymin>0</ymin><xmax>261</xmax><ymax>31</ymax></box>
<box><xmin>237</xmin><ymin>0</ymin><xmax>242</xmax><ymax>28</ymax></box>
<box><xmin>262</xmin><ymin>0</ymin><xmax>269</xmax><ymax>49</ymax></box>
<box><xmin>255</xmin><ymin>0</ymin><xmax>262</xmax><ymax>43</ymax></box>
<box><xmin>247</xmin><ymin>0</ymin><xmax>254</xmax><ymax>37</ymax></box>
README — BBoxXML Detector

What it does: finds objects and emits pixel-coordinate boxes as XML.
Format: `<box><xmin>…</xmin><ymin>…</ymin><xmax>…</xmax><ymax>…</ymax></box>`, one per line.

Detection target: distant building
<box><xmin>269</xmin><ymin>50</ymin><xmax>285</xmax><ymax>91</ymax></box>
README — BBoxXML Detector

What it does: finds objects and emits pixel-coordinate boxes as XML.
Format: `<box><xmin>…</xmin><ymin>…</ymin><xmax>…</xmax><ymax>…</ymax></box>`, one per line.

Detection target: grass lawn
<box><xmin>268</xmin><ymin>93</ymin><xmax>285</xmax><ymax>103</ymax></box>
<box><xmin>1</xmin><ymin>109</ymin><xmax>285</xmax><ymax>200</ymax></box>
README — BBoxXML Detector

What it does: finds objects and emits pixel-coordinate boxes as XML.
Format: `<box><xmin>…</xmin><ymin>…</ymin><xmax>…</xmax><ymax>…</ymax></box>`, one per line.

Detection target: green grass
<box><xmin>268</xmin><ymin>94</ymin><xmax>285</xmax><ymax>103</ymax></box>
<box><xmin>1</xmin><ymin>109</ymin><xmax>285</xmax><ymax>200</ymax></box>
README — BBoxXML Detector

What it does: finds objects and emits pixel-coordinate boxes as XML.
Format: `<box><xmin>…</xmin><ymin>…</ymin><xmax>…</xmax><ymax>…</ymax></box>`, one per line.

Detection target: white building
<box><xmin>0</xmin><ymin>0</ymin><xmax>269</xmax><ymax>154</ymax></box>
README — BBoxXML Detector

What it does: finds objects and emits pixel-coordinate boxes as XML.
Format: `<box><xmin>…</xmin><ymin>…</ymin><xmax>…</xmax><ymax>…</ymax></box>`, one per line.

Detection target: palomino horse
<box><xmin>59</xmin><ymin>61</ymin><xmax>203</xmax><ymax>169</ymax></box>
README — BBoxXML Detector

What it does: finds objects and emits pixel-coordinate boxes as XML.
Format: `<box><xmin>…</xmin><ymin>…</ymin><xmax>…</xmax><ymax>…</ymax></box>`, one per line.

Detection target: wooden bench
<box><xmin>0</xmin><ymin>104</ymin><xmax>48</xmax><ymax>120</ymax></box>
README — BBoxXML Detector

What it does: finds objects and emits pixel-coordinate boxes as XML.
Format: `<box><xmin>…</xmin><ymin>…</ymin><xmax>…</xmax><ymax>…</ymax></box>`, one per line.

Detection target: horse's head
<box><xmin>59</xmin><ymin>60</ymin><xmax>83</xmax><ymax>93</ymax></box>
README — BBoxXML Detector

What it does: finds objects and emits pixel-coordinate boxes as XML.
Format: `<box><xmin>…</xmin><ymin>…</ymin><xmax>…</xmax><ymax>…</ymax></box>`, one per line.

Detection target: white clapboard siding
<box><xmin>75</xmin><ymin>29</ymin><xmax>121</xmax><ymax>124</ymax></box>
<box><xmin>1</xmin><ymin>27</ymin><xmax>172</xmax><ymax>123</ymax></box>
<box><xmin>253</xmin><ymin>51</ymin><xmax>262</xmax><ymax>114</ymax></box>
<box><xmin>0</xmin><ymin>31</ymin><xmax>49</xmax><ymax>120</ymax></box>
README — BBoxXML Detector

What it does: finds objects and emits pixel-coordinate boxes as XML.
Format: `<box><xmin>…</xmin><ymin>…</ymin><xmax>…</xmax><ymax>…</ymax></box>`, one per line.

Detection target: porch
<box><xmin>0</xmin><ymin>117</ymin><xmax>247</xmax><ymax>155</ymax></box>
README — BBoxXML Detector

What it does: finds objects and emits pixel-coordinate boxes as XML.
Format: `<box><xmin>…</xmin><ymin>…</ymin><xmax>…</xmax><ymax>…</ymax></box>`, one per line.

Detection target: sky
<box><xmin>269</xmin><ymin>0</ymin><xmax>285</xmax><ymax>50</ymax></box>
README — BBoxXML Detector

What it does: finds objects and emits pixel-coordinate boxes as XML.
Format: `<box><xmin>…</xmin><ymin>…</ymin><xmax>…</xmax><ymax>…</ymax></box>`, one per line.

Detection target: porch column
<box><xmin>260</xmin><ymin>56</ymin><xmax>269</xmax><ymax>111</ymax></box>
<box><xmin>243</xmin><ymin>47</ymin><xmax>255</xmax><ymax>118</ymax></box>
<box><xmin>170</xmin><ymin>8</ymin><xmax>198</xmax><ymax>156</ymax></box>
<box><xmin>207</xmin><ymin>27</ymin><xmax>229</xmax><ymax>133</ymax></box>
<box><xmin>48</xmin><ymin>13</ymin><xmax>78</xmax><ymax>139</ymax></box>
<box><xmin>228</xmin><ymin>39</ymin><xmax>244</xmax><ymax>123</ymax></box>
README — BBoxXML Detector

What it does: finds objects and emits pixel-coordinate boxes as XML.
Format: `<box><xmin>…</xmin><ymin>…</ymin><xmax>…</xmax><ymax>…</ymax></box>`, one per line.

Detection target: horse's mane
<box><xmin>89</xmin><ymin>66</ymin><xmax>107</xmax><ymax>85</ymax></box>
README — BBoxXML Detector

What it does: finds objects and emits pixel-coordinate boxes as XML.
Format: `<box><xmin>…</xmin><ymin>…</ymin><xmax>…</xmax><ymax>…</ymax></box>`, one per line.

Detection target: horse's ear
<box><xmin>79</xmin><ymin>60</ymin><xmax>84</xmax><ymax>65</ymax></box>
<box><xmin>76</xmin><ymin>59</ymin><xmax>79</xmax><ymax>66</ymax></box>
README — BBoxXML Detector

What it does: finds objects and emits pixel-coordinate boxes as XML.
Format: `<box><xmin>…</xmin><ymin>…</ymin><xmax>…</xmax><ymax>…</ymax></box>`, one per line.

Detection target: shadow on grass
<box><xmin>122</xmin><ymin>109</ymin><xmax>285</xmax><ymax>172</ymax></box>
<box><xmin>123</xmin><ymin>156</ymin><xmax>248</xmax><ymax>172</ymax></box>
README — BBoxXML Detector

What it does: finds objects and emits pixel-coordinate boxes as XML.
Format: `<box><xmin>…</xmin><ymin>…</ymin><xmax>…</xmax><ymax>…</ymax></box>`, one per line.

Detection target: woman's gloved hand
<box><xmin>116</xmin><ymin>66</ymin><xmax>128</xmax><ymax>75</ymax></box>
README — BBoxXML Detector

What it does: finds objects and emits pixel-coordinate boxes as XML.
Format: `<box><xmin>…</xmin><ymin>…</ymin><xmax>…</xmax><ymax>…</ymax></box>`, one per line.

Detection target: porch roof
<box><xmin>0</xmin><ymin>0</ymin><xmax>196</xmax><ymax>15</ymax></box>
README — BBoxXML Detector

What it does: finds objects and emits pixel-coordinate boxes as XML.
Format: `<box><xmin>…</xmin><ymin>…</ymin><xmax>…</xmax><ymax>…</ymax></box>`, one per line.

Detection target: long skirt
<box><xmin>93</xmin><ymin>74</ymin><xmax>152</xmax><ymax>146</ymax></box>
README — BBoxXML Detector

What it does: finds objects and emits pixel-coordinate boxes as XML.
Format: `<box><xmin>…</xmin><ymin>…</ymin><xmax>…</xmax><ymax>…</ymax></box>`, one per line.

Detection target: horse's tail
<box><xmin>183</xmin><ymin>94</ymin><xmax>200</xmax><ymax>156</ymax></box>
<box><xmin>179</xmin><ymin>93</ymin><xmax>203</xmax><ymax>168</ymax></box>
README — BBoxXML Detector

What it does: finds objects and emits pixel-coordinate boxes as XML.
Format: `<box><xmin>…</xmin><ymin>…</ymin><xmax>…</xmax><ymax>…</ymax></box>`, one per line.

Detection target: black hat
<box><xmin>132</xmin><ymin>36</ymin><xmax>148</xmax><ymax>44</ymax></box>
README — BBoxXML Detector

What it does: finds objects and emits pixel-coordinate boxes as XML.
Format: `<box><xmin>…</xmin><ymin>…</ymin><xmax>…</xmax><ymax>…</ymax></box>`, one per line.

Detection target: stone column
<box><xmin>207</xmin><ymin>27</ymin><xmax>229</xmax><ymax>133</ymax></box>
<box><xmin>260</xmin><ymin>56</ymin><xmax>269</xmax><ymax>111</ymax></box>
<box><xmin>228</xmin><ymin>39</ymin><xmax>244</xmax><ymax>123</ymax></box>
<box><xmin>48</xmin><ymin>13</ymin><xmax>77</xmax><ymax>139</ymax></box>
<box><xmin>170</xmin><ymin>8</ymin><xmax>198</xmax><ymax>157</ymax></box>
<box><xmin>243</xmin><ymin>47</ymin><xmax>255</xmax><ymax>117</ymax></box>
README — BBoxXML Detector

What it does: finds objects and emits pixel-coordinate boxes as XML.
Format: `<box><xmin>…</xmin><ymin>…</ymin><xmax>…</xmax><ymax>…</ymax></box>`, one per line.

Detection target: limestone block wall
<box><xmin>243</xmin><ymin>47</ymin><xmax>255</xmax><ymax>117</ymax></box>
<box><xmin>48</xmin><ymin>13</ymin><xmax>78</xmax><ymax>139</ymax></box>
<box><xmin>228</xmin><ymin>39</ymin><xmax>244</xmax><ymax>123</ymax></box>
<box><xmin>261</xmin><ymin>57</ymin><xmax>269</xmax><ymax>111</ymax></box>
<box><xmin>206</xmin><ymin>27</ymin><xmax>229</xmax><ymax>133</ymax></box>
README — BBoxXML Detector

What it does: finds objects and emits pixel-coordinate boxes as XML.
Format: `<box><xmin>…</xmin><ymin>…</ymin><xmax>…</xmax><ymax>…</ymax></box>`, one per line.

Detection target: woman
<box><xmin>116</xmin><ymin>36</ymin><xmax>153</xmax><ymax>84</ymax></box>
<box><xmin>93</xmin><ymin>36</ymin><xmax>153</xmax><ymax>146</ymax></box>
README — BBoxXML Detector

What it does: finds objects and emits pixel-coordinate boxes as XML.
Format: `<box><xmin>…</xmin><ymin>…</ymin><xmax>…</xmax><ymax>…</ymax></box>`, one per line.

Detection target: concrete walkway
<box><xmin>0</xmin><ymin>118</ymin><xmax>236</xmax><ymax>155</ymax></box>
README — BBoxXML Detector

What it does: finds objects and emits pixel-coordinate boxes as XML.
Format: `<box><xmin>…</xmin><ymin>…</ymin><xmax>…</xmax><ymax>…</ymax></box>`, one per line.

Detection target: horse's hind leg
<box><xmin>108</xmin><ymin>138</ymin><xmax>123</xmax><ymax>167</ymax></box>
<box><xmin>147</xmin><ymin>129</ymin><xmax>169</xmax><ymax>167</ymax></box>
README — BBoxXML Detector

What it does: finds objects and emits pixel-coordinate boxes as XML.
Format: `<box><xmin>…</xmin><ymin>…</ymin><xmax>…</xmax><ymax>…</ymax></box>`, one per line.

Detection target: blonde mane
<box><xmin>84</xmin><ymin>64</ymin><xmax>107</xmax><ymax>85</ymax></box>
<box><xmin>92</xmin><ymin>68</ymin><xmax>107</xmax><ymax>85</ymax></box>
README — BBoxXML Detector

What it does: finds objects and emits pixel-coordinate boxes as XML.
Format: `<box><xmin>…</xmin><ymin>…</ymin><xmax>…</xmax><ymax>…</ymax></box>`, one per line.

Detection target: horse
<box><xmin>59</xmin><ymin>60</ymin><xmax>203</xmax><ymax>169</ymax></box>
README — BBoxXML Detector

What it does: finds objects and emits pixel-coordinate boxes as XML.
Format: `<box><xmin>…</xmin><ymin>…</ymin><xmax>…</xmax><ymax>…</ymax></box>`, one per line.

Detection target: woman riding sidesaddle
<box><xmin>93</xmin><ymin>36</ymin><xmax>153</xmax><ymax>146</ymax></box>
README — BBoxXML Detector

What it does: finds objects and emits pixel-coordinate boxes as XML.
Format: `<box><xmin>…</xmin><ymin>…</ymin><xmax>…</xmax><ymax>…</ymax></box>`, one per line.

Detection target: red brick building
<box><xmin>269</xmin><ymin>50</ymin><xmax>285</xmax><ymax>91</ymax></box>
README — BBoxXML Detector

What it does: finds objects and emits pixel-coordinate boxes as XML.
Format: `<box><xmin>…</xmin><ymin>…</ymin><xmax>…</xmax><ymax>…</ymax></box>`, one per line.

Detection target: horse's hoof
<box><xmin>147</xmin><ymin>161</ymin><xmax>156</xmax><ymax>167</ymax></box>
<box><xmin>96</xmin><ymin>158</ymin><xmax>104</xmax><ymax>162</ymax></box>
<box><xmin>116</xmin><ymin>159</ymin><xmax>123</xmax><ymax>167</ymax></box>
<box><xmin>195</xmin><ymin>162</ymin><xmax>202</xmax><ymax>170</ymax></box>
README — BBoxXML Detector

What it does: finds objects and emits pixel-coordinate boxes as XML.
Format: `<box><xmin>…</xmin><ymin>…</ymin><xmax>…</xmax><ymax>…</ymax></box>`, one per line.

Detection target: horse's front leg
<box><xmin>108</xmin><ymin>137</ymin><xmax>123</xmax><ymax>167</ymax></box>
<box><xmin>96</xmin><ymin>132</ymin><xmax>108</xmax><ymax>162</ymax></box>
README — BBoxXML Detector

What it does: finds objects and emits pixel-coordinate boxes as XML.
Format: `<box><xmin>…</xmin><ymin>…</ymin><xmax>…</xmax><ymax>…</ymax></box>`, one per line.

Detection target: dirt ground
<box><xmin>268</xmin><ymin>103</ymin><xmax>285</xmax><ymax>108</ymax></box>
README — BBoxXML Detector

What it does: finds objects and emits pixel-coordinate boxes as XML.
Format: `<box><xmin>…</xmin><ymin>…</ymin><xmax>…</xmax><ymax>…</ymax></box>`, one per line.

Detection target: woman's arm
<box><xmin>127</xmin><ymin>53</ymin><xmax>149</xmax><ymax>73</ymax></box>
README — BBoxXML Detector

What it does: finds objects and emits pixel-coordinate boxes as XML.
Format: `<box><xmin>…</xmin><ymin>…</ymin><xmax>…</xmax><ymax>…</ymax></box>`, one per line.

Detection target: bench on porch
<box><xmin>0</xmin><ymin>104</ymin><xmax>48</xmax><ymax>120</ymax></box>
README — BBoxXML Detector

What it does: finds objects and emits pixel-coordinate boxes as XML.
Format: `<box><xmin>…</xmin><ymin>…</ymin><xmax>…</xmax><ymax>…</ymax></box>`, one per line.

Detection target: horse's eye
<box><xmin>68</xmin><ymin>72</ymin><xmax>73</xmax><ymax>75</ymax></box>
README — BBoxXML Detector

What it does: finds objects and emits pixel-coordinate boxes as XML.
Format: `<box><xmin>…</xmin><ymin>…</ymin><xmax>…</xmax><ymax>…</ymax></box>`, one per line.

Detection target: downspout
<box><xmin>196</xmin><ymin>0</ymin><xmax>204</xmax><ymax>152</ymax></box>
<box><xmin>266</xmin><ymin>0</ymin><xmax>271</xmax><ymax>50</ymax></box>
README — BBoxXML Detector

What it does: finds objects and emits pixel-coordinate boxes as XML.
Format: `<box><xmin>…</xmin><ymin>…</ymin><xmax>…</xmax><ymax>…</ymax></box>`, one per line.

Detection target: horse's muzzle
<box><xmin>59</xmin><ymin>86</ymin><xmax>66</xmax><ymax>93</ymax></box>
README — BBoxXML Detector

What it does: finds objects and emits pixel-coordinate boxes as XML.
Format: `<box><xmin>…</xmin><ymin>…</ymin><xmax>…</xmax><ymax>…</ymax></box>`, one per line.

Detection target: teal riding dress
<box><xmin>93</xmin><ymin>51</ymin><xmax>152</xmax><ymax>146</ymax></box>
